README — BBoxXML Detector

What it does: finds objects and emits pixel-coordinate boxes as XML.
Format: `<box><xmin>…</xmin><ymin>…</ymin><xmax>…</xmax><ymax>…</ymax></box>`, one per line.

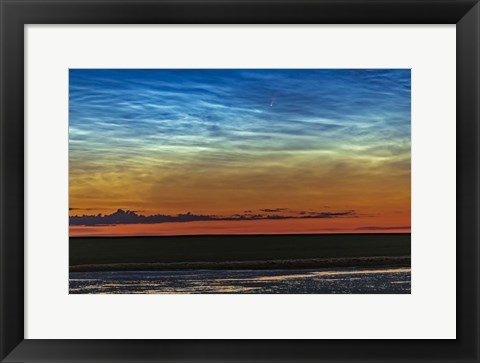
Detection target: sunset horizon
<box><xmin>69</xmin><ymin>207</ymin><xmax>410</xmax><ymax>237</ymax></box>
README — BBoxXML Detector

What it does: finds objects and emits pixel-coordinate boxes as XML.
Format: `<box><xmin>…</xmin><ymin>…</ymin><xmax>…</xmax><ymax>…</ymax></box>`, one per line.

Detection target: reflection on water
<box><xmin>69</xmin><ymin>267</ymin><xmax>410</xmax><ymax>294</ymax></box>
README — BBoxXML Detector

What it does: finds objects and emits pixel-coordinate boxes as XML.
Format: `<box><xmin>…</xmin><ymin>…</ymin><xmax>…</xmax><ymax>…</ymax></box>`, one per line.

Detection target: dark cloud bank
<box><xmin>69</xmin><ymin>208</ymin><xmax>356</xmax><ymax>226</ymax></box>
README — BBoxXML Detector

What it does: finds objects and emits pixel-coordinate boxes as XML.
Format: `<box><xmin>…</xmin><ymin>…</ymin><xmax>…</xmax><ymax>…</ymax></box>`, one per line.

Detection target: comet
<box><xmin>270</xmin><ymin>94</ymin><xmax>277</xmax><ymax>107</ymax></box>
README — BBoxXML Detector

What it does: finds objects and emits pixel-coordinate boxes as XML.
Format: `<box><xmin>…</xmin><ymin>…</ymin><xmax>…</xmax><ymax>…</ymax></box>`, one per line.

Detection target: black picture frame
<box><xmin>1</xmin><ymin>0</ymin><xmax>479</xmax><ymax>362</ymax></box>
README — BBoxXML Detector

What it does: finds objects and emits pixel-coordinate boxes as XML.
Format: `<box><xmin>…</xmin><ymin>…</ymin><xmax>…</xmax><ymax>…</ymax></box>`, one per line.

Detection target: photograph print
<box><xmin>69</xmin><ymin>69</ymin><xmax>411</xmax><ymax>294</ymax></box>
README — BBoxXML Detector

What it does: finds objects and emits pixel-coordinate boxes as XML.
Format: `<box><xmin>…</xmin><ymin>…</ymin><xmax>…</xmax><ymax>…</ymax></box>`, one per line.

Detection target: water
<box><xmin>69</xmin><ymin>267</ymin><xmax>410</xmax><ymax>294</ymax></box>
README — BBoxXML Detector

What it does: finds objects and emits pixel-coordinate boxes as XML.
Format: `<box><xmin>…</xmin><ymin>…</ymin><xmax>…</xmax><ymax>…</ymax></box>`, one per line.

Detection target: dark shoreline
<box><xmin>70</xmin><ymin>233</ymin><xmax>411</xmax><ymax>272</ymax></box>
<box><xmin>69</xmin><ymin>256</ymin><xmax>411</xmax><ymax>273</ymax></box>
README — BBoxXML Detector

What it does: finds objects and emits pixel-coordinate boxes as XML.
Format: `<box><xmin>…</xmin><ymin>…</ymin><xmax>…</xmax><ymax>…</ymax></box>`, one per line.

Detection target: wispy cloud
<box><xmin>69</xmin><ymin>69</ymin><xmax>410</xmax><ymax>171</ymax></box>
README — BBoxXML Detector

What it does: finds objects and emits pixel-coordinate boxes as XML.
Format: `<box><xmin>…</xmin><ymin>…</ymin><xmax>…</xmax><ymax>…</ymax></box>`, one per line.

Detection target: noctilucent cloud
<box><xmin>69</xmin><ymin>69</ymin><xmax>411</xmax><ymax>236</ymax></box>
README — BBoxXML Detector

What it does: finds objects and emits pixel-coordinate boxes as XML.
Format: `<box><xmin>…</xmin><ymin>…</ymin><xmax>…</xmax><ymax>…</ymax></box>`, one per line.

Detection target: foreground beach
<box><xmin>69</xmin><ymin>267</ymin><xmax>411</xmax><ymax>294</ymax></box>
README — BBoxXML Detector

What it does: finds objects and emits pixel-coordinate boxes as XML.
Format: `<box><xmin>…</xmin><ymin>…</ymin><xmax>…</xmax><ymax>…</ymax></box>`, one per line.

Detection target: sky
<box><xmin>69</xmin><ymin>69</ymin><xmax>411</xmax><ymax>236</ymax></box>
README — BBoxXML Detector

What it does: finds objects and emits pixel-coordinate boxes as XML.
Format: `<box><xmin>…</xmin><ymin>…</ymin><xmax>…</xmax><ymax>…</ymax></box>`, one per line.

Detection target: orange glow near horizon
<box><xmin>69</xmin><ymin>218</ymin><xmax>411</xmax><ymax>237</ymax></box>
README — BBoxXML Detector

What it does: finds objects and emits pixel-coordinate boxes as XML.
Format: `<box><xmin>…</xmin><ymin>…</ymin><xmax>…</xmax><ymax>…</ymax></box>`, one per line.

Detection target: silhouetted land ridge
<box><xmin>69</xmin><ymin>233</ymin><xmax>411</xmax><ymax>272</ymax></box>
